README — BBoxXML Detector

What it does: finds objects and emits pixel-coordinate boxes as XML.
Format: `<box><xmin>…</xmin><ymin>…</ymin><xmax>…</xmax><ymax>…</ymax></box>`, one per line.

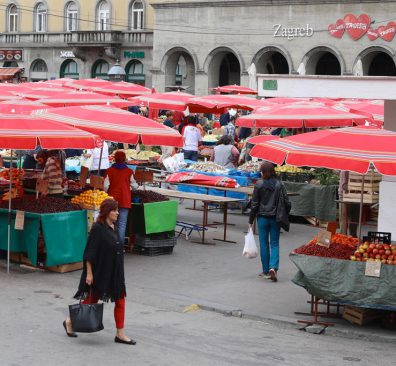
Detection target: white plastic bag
<box><xmin>242</xmin><ymin>228</ymin><xmax>258</xmax><ymax>259</ymax></box>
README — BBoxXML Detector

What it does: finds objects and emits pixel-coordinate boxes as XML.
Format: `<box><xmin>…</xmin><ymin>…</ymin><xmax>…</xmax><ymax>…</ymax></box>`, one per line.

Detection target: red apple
<box><xmin>388</xmin><ymin>255</ymin><xmax>394</xmax><ymax>261</ymax></box>
<box><xmin>363</xmin><ymin>252</ymin><xmax>369</xmax><ymax>258</ymax></box>
<box><xmin>387</xmin><ymin>260</ymin><xmax>393</xmax><ymax>265</ymax></box>
<box><xmin>384</xmin><ymin>245</ymin><xmax>390</xmax><ymax>251</ymax></box>
<box><xmin>355</xmin><ymin>251</ymin><xmax>361</xmax><ymax>258</ymax></box>
<box><xmin>373</xmin><ymin>249</ymin><xmax>379</xmax><ymax>255</ymax></box>
<box><xmin>370</xmin><ymin>253</ymin><xmax>376</xmax><ymax>259</ymax></box>
<box><xmin>375</xmin><ymin>254</ymin><xmax>381</xmax><ymax>260</ymax></box>
<box><xmin>369</xmin><ymin>243</ymin><xmax>376</xmax><ymax>250</ymax></box>
<box><xmin>356</xmin><ymin>258</ymin><xmax>362</xmax><ymax>262</ymax></box>
<box><xmin>379</xmin><ymin>249</ymin><xmax>385</xmax><ymax>255</ymax></box>
<box><xmin>382</xmin><ymin>254</ymin><xmax>388</xmax><ymax>260</ymax></box>
<box><xmin>362</xmin><ymin>257</ymin><xmax>368</xmax><ymax>262</ymax></box>
<box><xmin>385</xmin><ymin>250</ymin><xmax>391</xmax><ymax>256</ymax></box>
<box><xmin>378</xmin><ymin>244</ymin><xmax>384</xmax><ymax>251</ymax></box>
<box><xmin>381</xmin><ymin>259</ymin><xmax>387</xmax><ymax>264</ymax></box>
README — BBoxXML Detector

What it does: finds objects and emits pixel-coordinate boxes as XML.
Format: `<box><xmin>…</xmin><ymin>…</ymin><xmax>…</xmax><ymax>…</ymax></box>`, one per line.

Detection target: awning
<box><xmin>0</xmin><ymin>67</ymin><xmax>24</xmax><ymax>80</ymax></box>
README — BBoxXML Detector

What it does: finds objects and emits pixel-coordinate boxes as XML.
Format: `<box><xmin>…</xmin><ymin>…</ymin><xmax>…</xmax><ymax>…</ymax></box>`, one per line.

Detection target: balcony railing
<box><xmin>0</xmin><ymin>30</ymin><xmax>153</xmax><ymax>47</ymax></box>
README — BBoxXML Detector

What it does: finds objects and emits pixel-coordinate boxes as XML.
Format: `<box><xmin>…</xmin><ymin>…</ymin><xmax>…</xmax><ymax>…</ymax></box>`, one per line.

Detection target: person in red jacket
<box><xmin>104</xmin><ymin>151</ymin><xmax>138</xmax><ymax>243</ymax></box>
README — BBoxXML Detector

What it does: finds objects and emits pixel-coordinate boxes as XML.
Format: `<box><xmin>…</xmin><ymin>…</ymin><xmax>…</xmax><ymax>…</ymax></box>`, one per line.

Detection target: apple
<box><xmin>378</xmin><ymin>244</ymin><xmax>384</xmax><ymax>251</ymax></box>
<box><xmin>375</xmin><ymin>259</ymin><xmax>382</xmax><ymax>263</ymax></box>
<box><xmin>375</xmin><ymin>254</ymin><xmax>381</xmax><ymax>260</ymax></box>
<box><xmin>356</xmin><ymin>258</ymin><xmax>362</xmax><ymax>262</ymax></box>
<box><xmin>379</xmin><ymin>249</ymin><xmax>385</xmax><ymax>255</ymax></box>
<box><xmin>382</xmin><ymin>254</ymin><xmax>388</xmax><ymax>260</ymax></box>
<box><xmin>367</xmin><ymin>247</ymin><xmax>373</xmax><ymax>254</ymax></box>
<box><xmin>387</xmin><ymin>260</ymin><xmax>393</xmax><ymax>265</ymax></box>
<box><xmin>362</xmin><ymin>257</ymin><xmax>368</xmax><ymax>262</ymax></box>
<box><xmin>359</xmin><ymin>247</ymin><xmax>365</xmax><ymax>254</ymax></box>
<box><xmin>381</xmin><ymin>259</ymin><xmax>387</xmax><ymax>264</ymax></box>
<box><xmin>363</xmin><ymin>252</ymin><xmax>369</xmax><ymax>258</ymax></box>
<box><xmin>385</xmin><ymin>250</ymin><xmax>391</xmax><ymax>256</ymax></box>
<box><xmin>388</xmin><ymin>255</ymin><xmax>394</xmax><ymax>261</ymax></box>
<box><xmin>370</xmin><ymin>253</ymin><xmax>376</xmax><ymax>259</ymax></box>
<box><xmin>384</xmin><ymin>245</ymin><xmax>390</xmax><ymax>251</ymax></box>
<box><xmin>355</xmin><ymin>251</ymin><xmax>361</xmax><ymax>258</ymax></box>
<box><xmin>369</xmin><ymin>243</ymin><xmax>376</xmax><ymax>250</ymax></box>
<box><xmin>373</xmin><ymin>249</ymin><xmax>379</xmax><ymax>255</ymax></box>
<box><xmin>350</xmin><ymin>256</ymin><xmax>357</xmax><ymax>261</ymax></box>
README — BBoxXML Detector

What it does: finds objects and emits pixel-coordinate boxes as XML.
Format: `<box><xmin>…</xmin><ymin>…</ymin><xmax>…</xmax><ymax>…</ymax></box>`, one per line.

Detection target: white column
<box><xmin>378</xmin><ymin>100</ymin><xmax>396</xmax><ymax>239</ymax></box>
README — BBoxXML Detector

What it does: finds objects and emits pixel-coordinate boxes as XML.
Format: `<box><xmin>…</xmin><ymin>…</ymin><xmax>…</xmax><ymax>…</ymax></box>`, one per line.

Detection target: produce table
<box><xmin>0</xmin><ymin>209</ymin><xmax>87</xmax><ymax>267</ymax></box>
<box><xmin>290</xmin><ymin>252</ymin><xmax>396</xmax><ymax>311</ymax></box>
<box><xmin>145</xmin><ymin>187</ymin><xmax>243</xmax><ymax>245</ymax></box>
<box><xmin>283</xmin><ymin>182</ymin><xmax>338</xmax><ymax>222</ymax></box>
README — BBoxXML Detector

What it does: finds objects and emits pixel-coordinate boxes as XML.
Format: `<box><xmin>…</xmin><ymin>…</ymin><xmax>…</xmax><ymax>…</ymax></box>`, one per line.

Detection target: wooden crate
<box><xmin>344</xmin><ymin>171</ymin><xmax>381</xmax><ymax>203</ymax></box>
<box><xmin>45</xmin><ymin>261</ymin><xmax>83</xmax><ymax>273</ymax></box>
<box><xmin>343</xmin><ymin>305</ymin><xmax>382</xmax><ymax>326</ymax></box>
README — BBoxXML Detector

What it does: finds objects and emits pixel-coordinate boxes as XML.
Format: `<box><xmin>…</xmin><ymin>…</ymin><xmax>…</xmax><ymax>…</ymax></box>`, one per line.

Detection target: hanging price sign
<box><xmin>90</xmin><ymin>175</ymin><xmax>104</xmax><ymax>190</ymax></box>
<box><xmin>14</xmin><ymin>210</ymin><xmax>25</xmax><ymax>230</ymax></box>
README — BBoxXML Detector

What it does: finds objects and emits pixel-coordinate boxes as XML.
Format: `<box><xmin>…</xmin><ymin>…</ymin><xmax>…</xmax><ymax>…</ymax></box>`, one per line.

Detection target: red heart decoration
<box><xmin>328</xmin><ymin>19</ymin><xmax>345</xmax><ymax>38</ymax></box>
<box><xmin>344</xmin><ymin>13</ymin><xmax>371</xmax><ymax>40</ymax></box>
<box><xmin>377</xmin><ymin>22</ymin><xmax>396</xmax><ymax>42</ymax></box>
<box><xmin>367</xmin><ymin>27</ymin><xmax>379</xmax><ymax>41</ymax></box>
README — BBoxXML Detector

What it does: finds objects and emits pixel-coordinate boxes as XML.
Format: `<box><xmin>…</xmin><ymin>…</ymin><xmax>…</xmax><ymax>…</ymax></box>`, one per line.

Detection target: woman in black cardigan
<box><xmin>63</xmin><ymin>199</ymin><xmax>136</xmax><ymax>345</ymax></box>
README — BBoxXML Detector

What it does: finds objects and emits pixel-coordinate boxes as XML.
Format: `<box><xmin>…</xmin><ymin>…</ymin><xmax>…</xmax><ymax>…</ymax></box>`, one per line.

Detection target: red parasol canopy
<box><xmin>0</xmin><ymin>114</ymin><xmax>101</xmax><ymax>149</ymax></box>
<box><xmin>65</xmin><ymin>78</ymin><xmax>112</xmax><ymax>90</ymax></box>
<box><xmin>236</xmin><ymin>102</ymin><xmax>370</xmax><ymax>128</ymax></box>
<box><xmin>348</xmin><ymin>100</ymin><xmax>383</xmax><ymax>126</ymax></box>
<box><xmin>212</xmin><ymin>85</ymin><xmax>258</xmax><ymax>95</ymax></box>
<box><xmin>187</xmin><ymin>94</ymin><xmax>268</xmax><ymax>113</ymax></box>
<box><xmin>245</xmin><ymin>134</ymin><xmax>280</xmax><ymax>145</ymax></box>
<box><xmin>36</xmin><ymin>91</ymin><xmax>132</xmax><ymax>108</ymax></box>
<box><xmin>13</xmin><ymin>87</ymin><xmax>71</xmax><ymax>101</ymax></box>
<box><xmin>35</xmin><ymin>105</ymin><xmax>183</xmax><ymax>147</ymax></box>
<box><xmin>40</xmin><ymin>78</ymin><xmax>76</xmax><ymax>87</ymax></box>
<box><xmin>0</xmin><ymin>90</ymin><xmax>23</xmax><ymax>101</ymax></box>
<box><xmin>91</xmin><ymin>81</ymin><xmax>151</xmax><ymax>98</ymax></box>
<box><xmin>0</xmin><ymin>99</ymin><xmax>51</xmax><ymax>114</ymax></box>
<box><xmin>250</xmin><ymin>126</ymin><xmax>396</xmax><ymax>175</ymax></box>
<box><xmin>265</xmin><ymin>97</ymin><xmax>312</xmax><ymax>104</ymax></box>
<box><xmin>128</xmin><ymin>91</ymin><xmax>194</xmax><ymax>112</ymax></box>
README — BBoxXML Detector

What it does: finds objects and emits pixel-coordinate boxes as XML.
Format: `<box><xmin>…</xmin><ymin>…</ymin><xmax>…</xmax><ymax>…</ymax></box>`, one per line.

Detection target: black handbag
<box><xmin>69</xmin><ymin>291</ymin><xmax>104</xmax><ymax>333</ymax></box>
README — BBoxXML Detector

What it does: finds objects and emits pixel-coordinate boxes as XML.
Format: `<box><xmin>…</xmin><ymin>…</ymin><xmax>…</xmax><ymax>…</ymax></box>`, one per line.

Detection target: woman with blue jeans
<box><xmin>249</xmin><ymin>162</ymin><xmax>291</xmax><ymax>282</ymax></box>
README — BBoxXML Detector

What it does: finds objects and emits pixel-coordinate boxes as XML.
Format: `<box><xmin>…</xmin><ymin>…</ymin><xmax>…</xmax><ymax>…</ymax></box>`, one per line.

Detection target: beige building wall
<box><xmin>0</xmin><ymin>0</ymin><xmax>167</xmax><ymax>33</ymax></box>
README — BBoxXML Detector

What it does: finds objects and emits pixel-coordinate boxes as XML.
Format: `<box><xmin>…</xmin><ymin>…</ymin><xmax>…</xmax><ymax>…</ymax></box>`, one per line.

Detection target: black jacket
<box><xmin>249</xmin><ymin>178</ymin><xmax>291</xmax><ymax>225</ymax></box>
<box><xmin>75</xmin><ymin>222</ymin><xmax>126</xmax><ymax>302</ymax></box>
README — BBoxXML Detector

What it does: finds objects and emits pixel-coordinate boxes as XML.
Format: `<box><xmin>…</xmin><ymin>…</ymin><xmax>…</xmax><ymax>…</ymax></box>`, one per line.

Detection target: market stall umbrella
<box><xmin>211</xmin><ymin>84</ymin><xmax>258</xmax><ymax>95</ymax></box>
<box><xmin>36</xmin><ymin>91</ymin><xmax>132</xmax><ymax>108</ymax></box>
<box><xmin>128</xmin><ymin>91</ymin><xmax>195</xmax><ymax>112</ymax></box>
<box><xmin>65</xmin><ymin>78</ymin><xmax>112</xmax><ymax>91</ymax></box>
<box><xmin>13</xmin><ymin>87</ymin><xmax>71</xmax><ymax>101</ymax></box>
<box><xmin>36</xmin><ymin>105</ymin><xmax>184</xmax><ymax>147</ymax></box>
<box><xmin>265</xmin><ymin>97</ymin><xmax>312</xmax><ymax>104</ymax></box>
<box><xmin>236</xmin><ymin>102</ymin><xmax>370</xmax><ymax>128</ymax></box>
<box><xmin>0</xmin><ymin>114</ymin><xmax>102</xmax><ymax>274</ymax></box>
<box><xmin>0</xmin><ymin>99</ymin><xmax>51</xmax><ymax>114</ymax></box>
<box><xmin>187</xmin><ymin>94</ymin><xmax>270</xmax><ymax>113</ymax></box>
<box><xmin>247</xmin><ymin>134</ymin><xmax>280</xmax><ymax>145</ymax></box>
<box><xmin>0</xmin><ymin>90</ymin><xmax>23</xmax><ymax>101</ymax></box>
<box><xmin>41</xmin><ymin>78</ymin><xmax>76</xmax><ymax>87</ymax></box>
<box><xmin>349</xmin><ymin>100</ymin><xmax>384</xmax><ymax>127</ymax></box>
<box><xmin>249</xmin><ymin>126</ymin><xmax>396</xmax><ymax>175</ymax></box>
<box><xmin>91</xmin><ymin>81</ymin><xmax>152</xmax><ymax>98</ymax></box>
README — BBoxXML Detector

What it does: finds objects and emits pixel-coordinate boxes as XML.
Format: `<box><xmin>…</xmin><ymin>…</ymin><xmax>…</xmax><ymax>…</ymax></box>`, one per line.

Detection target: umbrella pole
<box><xmin>97</xmin><ymin>147</ymin><xmax>103</xmax><ymax>175</ymax></box>
<box><xmin>357</xmin><ymin>174</ymin><xmax>365</xmax><ymax>243</ymax></box>
<box><xmin>7</xmin><ymin>151</ymin><xmax>13</xmax><ymax>274</ymax></box>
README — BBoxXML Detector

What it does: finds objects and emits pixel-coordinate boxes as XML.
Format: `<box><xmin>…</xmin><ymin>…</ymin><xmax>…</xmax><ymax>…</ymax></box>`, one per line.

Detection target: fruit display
<box><xmin>0</xmin><ymin>196</ymin><xmax>81</xmax><ymax>213</ymax></box>
<box><xmin>202</xmin><ymin>135</ymin><xmax>219</xmax><ymax>143</ymax></box>
<box><xmin>350</xmin><ymin>242</ymin><xmax>396</xmax><ymax>265</ymax></box>
<box><xmin>275</xmin><ymin>165</ymin><xmax>307</xmax><ymax>173</ymax></box>
<box><xmin>187</xmin><ymin>161</ymin><xmax>228</xmax><ymax>173</ymax></box>
<box><xmin>112</xmin><ymin>149</ymin><xmax>160</xmax><ymax>161</ymax></box>
<box><xmin>294</xmin><ymin>234</ymin><xmax>359</xmax><ymax>260</ymax></box>
<box><xmin>238</xmin><ymin>161</ymin><xmax>261</xmax><ymax>173</ymax></box>
<box><xmin>0</xmin><ymin>150</ymin><xmax>17</xmax><ymax>158</ymax></box>
<box><xmin>311</xmin><ymin>168</ymin><xmax>340</xmax><ymax>186</ymax></box>
<box><xmin>71</xmin><ymin>189</ymin><xmax>111</xmax><ymax>209</ymax></box>
<box><xmin>0</xmin><ymin>168</ymin><xmax>24</xmax><ymax>184</ymax></box>
<box><xmin>132</xmin><ymin>190</ymin><xmax>169</xmax><ymax>203</ymax></box>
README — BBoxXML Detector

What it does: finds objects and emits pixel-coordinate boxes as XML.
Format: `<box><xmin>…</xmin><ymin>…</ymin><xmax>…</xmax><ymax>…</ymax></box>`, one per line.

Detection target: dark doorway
<box><xmin>315</xmin><ymin>52</ymin><xmax>341</xmax><ymax>75</ymax></box>
<box><xmin>368</xmin><ymin>53</ymin><xmax>396</xmax><ymax>76</ymax></box>
<box><xmin>219</xmin><ymin>53</ymin><xmax>240</xmax><ymax>86</ymax></box>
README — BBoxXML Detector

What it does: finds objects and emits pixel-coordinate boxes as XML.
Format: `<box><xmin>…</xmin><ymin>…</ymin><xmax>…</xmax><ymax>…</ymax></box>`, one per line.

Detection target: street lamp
<box><xmin>107</xmin><ymin>60</ymin><xmax>126</xmax><ymax>82</ymax></box>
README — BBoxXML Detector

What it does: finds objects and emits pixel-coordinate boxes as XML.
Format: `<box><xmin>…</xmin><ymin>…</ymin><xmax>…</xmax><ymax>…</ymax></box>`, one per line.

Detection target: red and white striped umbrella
<box><xmin>36</xmin><ymin>91</ymin><xmax>131</xmax><ymax>108</ymax></box>
<box><xmin>35</xmin><ymin>105</ymin><xmax>183</xmax><ymax>147</ymax></box>
<box><xmin>0</xmin><ymin>99</ymin><xmax>51</xmax><ymax>114</ymax></box>
<box><xmin>0</xmin><ymin>114</ymin><xmax>101</xmax><ymax>149</ymax></box>
<box><xmin>237</xmin><ymin>102</ymin><xmax>370</xmax><ymax>128</ymax></box>
<box><xmin>65</xmin><ymin>78</ymin><xmax>112</xmax><ymax>90</ymax></box>
<box><xmin>129</xmin><ymin>91</ymin><xmax>195</xmax><ymax>112</ymax></box>
<box><xmin>250</xmin><ymin>126</ymin><xmax>396</xmax><ymax>175</ymax></box>
<box><xmin>211</xmin><ymin>84</ymin><xmax>258</xmax><ymax>95</ymax></box>
<box><xmin>91</xmin><ymin>81</ymin><xmax>151</xmax><ymax>98</ymax></box>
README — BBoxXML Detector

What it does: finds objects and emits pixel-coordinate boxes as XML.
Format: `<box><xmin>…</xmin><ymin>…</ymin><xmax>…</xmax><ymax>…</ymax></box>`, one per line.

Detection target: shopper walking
<box><xmin>63</xmin><ymin>198</ymin><xmax>136</xmax><ymax>345</ymax></box>
<box><xmin>104</xmin><ymin>150</ymin><xmax>138</xmax><ymax>244</ymax></box>
<box><xmin>182</xmin><ymin>116</ymin><xmax>202</xmax><ymax>162</ymax></box>
<box><xmin>248</xmin><ymin>162</ymin><xmax>291</xmax><ymax>282</ymax></box>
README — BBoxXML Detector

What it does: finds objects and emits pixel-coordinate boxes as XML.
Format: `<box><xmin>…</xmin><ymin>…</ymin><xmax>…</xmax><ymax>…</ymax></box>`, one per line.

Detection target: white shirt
<box><xmin>88</xmin><ymin>141</ymin><xmax>109</xmax><ymax>171</ymax></box>
<box><xmin>183</xmin><ymin>125</ymin><xmax>202</xmax><ymax>152</ymax></box>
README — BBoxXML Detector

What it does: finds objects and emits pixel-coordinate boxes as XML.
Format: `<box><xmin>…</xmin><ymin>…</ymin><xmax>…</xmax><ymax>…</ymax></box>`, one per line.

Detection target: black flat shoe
<box><xmin>115</xmin><ymin>336</ymin><xmax>136</xmax><ymax>345</ymax></box>
<box><xmin>63</xmin><ymin>320</ymin><xmax>78</xmax><ymax>338</ymax></box>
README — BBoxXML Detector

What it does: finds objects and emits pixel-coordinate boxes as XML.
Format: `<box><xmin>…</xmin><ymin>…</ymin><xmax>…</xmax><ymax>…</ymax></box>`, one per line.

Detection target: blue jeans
<box><xmin>257</xmin><ymin>216</ymin><xmax>280</xmax><ymax>273</ymax></box>
<box><xmin>183</xmin><ymin>150</ymin><xmax>198</xmax><ymax>161</ymax></box>
<box><xmin>116</xmin><ymin>208</ymin><xmax>129</xmax><ymax>244</ymax></box>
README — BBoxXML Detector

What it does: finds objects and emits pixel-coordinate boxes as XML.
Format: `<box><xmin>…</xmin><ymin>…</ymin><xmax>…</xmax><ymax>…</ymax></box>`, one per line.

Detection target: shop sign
<box><xmin>263</xmin><ymin>80</ymin><xmax>278</xmax><ymax>91</ymax></box>
<box><xmin>60</xmin><ymin>51</ymin><xmax>76</xmax><ymax>58</ymax></box>
<box><xmin>273</xmin><ymin>24</ymin><xmax>314</xmax><ymax>40</ymax></box>
<box><xmin>328</xmin><ymin>13</ymin><xmax>396</xmax><ymax>42</ymax></box>
<box><xmin>365</xmin><ymin>261</ymin><xmax>381</xmax><ymax>278</ymax></box>
<box><xmin>316</xmin><ymin>229</ymin><xmax>332</xmax><ymax>248</ymax></box>
<box><xmin>15</xmin><ymin>210</ymin><xmax>25</xmax><ymax>231</ymax></box>
<box><xmin>124</xmin><ymin>51</ymin><xmax>145</xmax><ymax>59</ymax></box>
<box><xmin>0</xmin><ymin>50</ymin><xmax>22</xmax><ymax>61</ymax></box>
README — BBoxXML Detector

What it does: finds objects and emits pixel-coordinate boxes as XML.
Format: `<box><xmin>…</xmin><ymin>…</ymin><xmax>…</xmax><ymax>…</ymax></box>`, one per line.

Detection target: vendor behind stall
<box><xmin>37</xmin><ymin>150</ymin><xmax>63</xmax><ymax>197</ymax></box>
<box><xmin>210</xmin><ymin>135</ymin><xmax>240</xmax><ymax>169</ymax></box>
<box><xmin>104</xmin><ymin>151</ymin><xmax>138</xmax><ymax>244</ymax></box>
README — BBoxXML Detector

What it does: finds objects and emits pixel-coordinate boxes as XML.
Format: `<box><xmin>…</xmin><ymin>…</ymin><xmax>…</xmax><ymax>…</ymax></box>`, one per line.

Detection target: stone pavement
<box><xmin>1</xmin><ymin>200</ymin><xmax>395</xmax><ymax>365</ymax></box>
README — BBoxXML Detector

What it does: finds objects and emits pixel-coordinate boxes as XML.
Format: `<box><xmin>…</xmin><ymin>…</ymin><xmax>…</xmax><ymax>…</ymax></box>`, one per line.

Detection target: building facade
<box><xmin>150</xmin><ymin>0</ymin><xmax>396</xmax><ymax>95</ymax></box>
<box><xmin>0</xmin><ymin>0</ymin><xmax>157</xmax><ymax>84</ymax></box>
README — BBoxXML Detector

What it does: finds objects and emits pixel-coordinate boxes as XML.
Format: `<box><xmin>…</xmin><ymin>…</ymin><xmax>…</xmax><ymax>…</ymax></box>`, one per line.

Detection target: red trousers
<box><xmin>83</xmin><ymin>293</ymin><xmax>125</xmax><ymax>329</ymax></box>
